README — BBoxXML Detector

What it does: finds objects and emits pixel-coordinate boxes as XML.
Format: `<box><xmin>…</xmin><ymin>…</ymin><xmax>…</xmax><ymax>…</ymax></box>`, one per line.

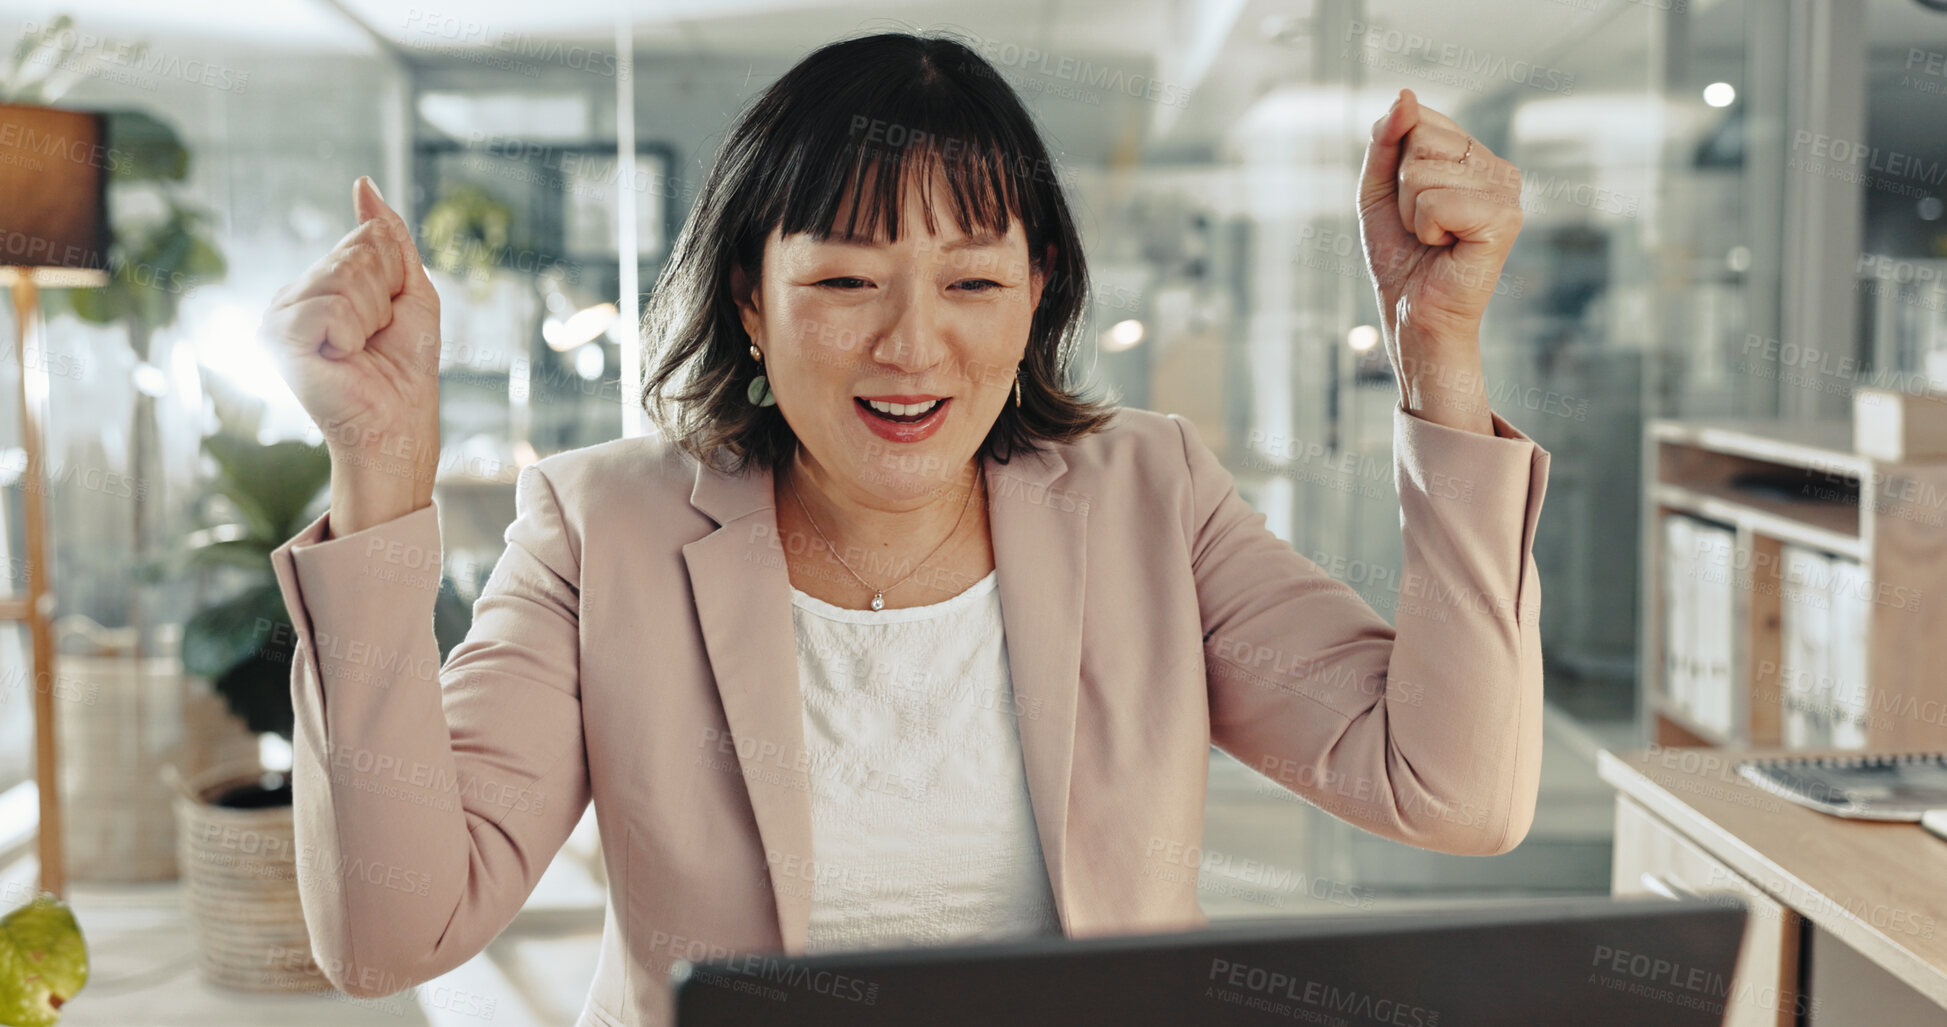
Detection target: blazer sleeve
<box><xmin>268</xmin><ymin>461</ymin><xmax>589</xmax><ymax>998</ymax></box>
<box><xmin>1182</xmin><ymin>403</ymin><xmax>1551</xmax><ymax>856</ymax></box>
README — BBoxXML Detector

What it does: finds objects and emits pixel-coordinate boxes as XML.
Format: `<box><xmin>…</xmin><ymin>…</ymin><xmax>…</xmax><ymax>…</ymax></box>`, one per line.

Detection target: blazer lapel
<box><xmin>680</xmin><ymin>442</ymin><xmax>1088</xmax><ymax>949</ymax></box>
<box><xmin>681</xmin><ymin>457</ymin><xmax>816</xmax><ymax>954</ymax></box>
<box><xmin>983</xmin><ymin>444</ymin><xmax>1086</xmax><ymax>933</ymax></box>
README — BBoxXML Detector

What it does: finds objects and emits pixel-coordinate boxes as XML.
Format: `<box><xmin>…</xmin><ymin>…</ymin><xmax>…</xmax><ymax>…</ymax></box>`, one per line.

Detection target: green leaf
<box><xmin>185</xmin><ymin>538</ymin><xmax>277</xmax><ymax>575</ymax></box>
<box><xmin>201</xmin><ymin>435</ymin><xmax>331</xmax><ymax>541</ymax></box>
<box><xmin>102</xmin><ymin>108</ymin><xmax>188</xmax><ymax>182</ymax></box>
<box><xmin>64</xmin><ymin>283</ymin><xmax>124</xmax><ymax>325</ymax></box>
<box><xmin>181</xmin><ymin>583</ymin><xmax>285</xmax><ymax>680</ymax></box>
<box><xmin>181</xmin><ymin>236</ymin><xmax>226</xmax><ymax>279</ymax></box>
<box><xmin>212</xmin><ymin>633</ymin><xmax>298</xmax><ymax>739</ymax></box>
<box><xmin>132</xmin><ymin>281</ymin><xmax>173</xmax><ymax>336</ymax></box>
<box><xmin>206</xmin><ymin>608</ymin><xmax>299</xmax><ymax>744</ymax></box>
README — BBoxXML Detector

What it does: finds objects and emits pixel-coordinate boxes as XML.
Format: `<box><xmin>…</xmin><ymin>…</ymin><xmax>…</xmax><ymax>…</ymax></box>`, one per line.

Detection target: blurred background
<box><xmin>2</xmin><ymin>0</ymin><xmax>1946</xmax><ymax>1022</ymax></box>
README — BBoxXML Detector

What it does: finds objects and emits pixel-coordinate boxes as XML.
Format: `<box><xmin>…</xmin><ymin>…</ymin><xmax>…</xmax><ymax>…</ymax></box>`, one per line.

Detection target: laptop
<box><xmin>672</xmin><ymin>894</ymin><xmax>1748</xmax><ymax>1026</ymax></box>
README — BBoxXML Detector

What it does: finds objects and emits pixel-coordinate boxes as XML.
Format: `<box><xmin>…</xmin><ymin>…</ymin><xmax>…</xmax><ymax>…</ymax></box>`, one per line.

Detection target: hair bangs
<box><xmin>775</xmin><ymin>93</ymin><xmax>1025</xmax><ymax>252</ymax></box>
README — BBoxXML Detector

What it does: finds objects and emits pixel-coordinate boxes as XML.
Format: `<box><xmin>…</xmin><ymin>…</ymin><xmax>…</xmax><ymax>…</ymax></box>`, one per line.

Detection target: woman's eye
<box><xmin>954</xmin><ymin>280</ymin><xmax>1003</xmax><ymax>293</ymax></box>
<box><xmin>818</xmin><ymin>277</ymin><xmax>870</xmax><ymax>290</ymax></box>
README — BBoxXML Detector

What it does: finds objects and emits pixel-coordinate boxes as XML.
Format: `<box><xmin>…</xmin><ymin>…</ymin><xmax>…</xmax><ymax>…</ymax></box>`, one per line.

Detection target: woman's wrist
<box><xmin>1395</xmin><ymin>331</ymin><xmax>1494</xmax><ymax>436</ymax></box>
<box><xmin>325</xmin><ymin>444</ymin><xmax>435</xmax><ymax>538</ymax></box>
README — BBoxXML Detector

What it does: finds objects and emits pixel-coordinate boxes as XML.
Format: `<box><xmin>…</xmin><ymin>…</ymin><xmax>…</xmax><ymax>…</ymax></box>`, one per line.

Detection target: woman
<box><xmin>260</xmin><ymin>31</ymin><xmax>1548</xmax><ymax>1027</ymax></box>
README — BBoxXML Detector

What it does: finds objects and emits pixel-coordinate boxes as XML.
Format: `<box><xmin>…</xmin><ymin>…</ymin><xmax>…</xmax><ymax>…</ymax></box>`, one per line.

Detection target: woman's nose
<box><xmin>870</xmin><ymin>291</ymin><xmax>950</xmax><ymax>373</ymax></box>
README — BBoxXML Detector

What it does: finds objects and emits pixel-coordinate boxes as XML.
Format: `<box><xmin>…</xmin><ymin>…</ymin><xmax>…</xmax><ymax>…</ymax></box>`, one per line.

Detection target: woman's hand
<box><xmin>1356</xmin><ymin>88</ymin><xmax>1524</xmax><ymax>434</ymax></box>
<box><xmin>259</xmin><ymin>175</ymin><xmax>443</xmax><ymax>534</ymax></box>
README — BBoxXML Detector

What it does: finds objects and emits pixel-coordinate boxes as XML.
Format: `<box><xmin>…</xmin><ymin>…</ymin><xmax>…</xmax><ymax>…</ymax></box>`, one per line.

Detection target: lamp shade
<box><xmin>0</xmin><ymin>103</ymin><xmax>111</xmax><ymax>287</ymax></box>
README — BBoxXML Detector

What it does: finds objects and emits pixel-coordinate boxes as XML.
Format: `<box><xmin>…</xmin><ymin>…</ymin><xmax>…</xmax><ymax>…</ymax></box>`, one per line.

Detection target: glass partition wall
<box><xmin>7</xmin><ymin>0</ymin><xmax>1931</xmax><ymax>914</ymax></box>
<box><xmin>1123</xmin><ymin>0</ymin><xmax>1799</xmax><ymax>897</ymax></box>
<box><xmin>0</xmin><ymin>7</ymin><xmax>407</xmax><ymax>850</ymax></box>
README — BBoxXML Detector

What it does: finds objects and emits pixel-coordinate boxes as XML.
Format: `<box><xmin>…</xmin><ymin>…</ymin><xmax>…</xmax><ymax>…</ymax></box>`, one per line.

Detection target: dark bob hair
<box><xmin>638</xmin><ymin>30</ymin><xmax>1115</xmax><ymax>474</ymax></box>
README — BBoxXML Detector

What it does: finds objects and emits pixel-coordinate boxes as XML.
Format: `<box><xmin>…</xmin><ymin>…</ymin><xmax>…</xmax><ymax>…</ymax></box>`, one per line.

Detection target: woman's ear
<box><xmin>1029</xmin><ymin>242</ymin><xmax>1056</xmax><ymax>311</ymax></box>
<box><xmin>729</xmin><ymin>259</ymin><xmax>763</xmax><ymax>341</ymax></box>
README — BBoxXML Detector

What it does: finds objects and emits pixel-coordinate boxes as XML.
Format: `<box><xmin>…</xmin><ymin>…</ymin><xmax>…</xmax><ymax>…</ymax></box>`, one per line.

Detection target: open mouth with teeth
<box><xmin>856</xmin><ymin>397</ymin><xmax>946</xmax><ymax>423</ymax></box>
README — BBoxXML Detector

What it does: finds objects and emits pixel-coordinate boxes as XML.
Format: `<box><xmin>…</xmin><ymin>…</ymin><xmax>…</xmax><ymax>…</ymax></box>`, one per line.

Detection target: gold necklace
<box><xmin>787</xmin><ymin>462</ymin><xmax>981</xmax><ymax>612</ymax></box>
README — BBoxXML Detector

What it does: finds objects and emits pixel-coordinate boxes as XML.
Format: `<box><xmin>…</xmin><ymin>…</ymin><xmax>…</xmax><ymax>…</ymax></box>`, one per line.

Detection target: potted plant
<box><xmin>5</xmin><ymin>15</ymin><xmax>245</xmax><ymax>884</ymax></box>
<box><xmin>164</xmin><ymin>378</ymin><xmax>473</xmax><ymax>991</ymax></box>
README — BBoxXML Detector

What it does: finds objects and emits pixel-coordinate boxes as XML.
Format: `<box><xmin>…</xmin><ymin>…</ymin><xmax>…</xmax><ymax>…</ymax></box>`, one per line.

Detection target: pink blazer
<box><xmin>269</xmin><ymin>404</ymin><xmax>1551</xmax><ymax>1027</ymax></box>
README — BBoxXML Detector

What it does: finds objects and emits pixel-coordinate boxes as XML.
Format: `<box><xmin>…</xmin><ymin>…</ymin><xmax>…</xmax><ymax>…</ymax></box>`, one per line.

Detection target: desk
<box><xmin>1599</xmin><ymin>748</ymin><xmax>1947</xmax><ymax>1026</ymax></box>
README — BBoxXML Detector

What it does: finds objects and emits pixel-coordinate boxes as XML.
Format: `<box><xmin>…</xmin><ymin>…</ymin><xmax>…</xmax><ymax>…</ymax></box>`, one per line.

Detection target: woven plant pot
<box><xmin>167</xmin><ymin>759</ymin><xmax>331</xmax><ymax>993</ymax></box>
<box><xmin>56</xmin><ymin>619</ymin><xmax>260</xmax><ymax>883</ymax></box>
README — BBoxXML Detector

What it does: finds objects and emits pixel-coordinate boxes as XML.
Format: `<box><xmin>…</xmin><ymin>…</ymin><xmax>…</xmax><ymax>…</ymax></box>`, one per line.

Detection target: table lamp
<box><xmin>0</xmin><ymin>102</ymin><xmax>112</xmax><ymax>900</ymax></box>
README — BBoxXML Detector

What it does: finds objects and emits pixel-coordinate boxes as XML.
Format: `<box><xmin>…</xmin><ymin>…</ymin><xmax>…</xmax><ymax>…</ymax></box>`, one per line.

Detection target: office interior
<box><xmin>1</xmin><ymin>0</ymin><xmax>1946</xmax><ymax>1023</ymax></box>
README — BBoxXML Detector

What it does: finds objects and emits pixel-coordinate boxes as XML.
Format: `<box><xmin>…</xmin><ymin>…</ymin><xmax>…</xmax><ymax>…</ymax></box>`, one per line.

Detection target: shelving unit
<box><xmin>1638</xmin><ymin>417</ymin><xmax>1947</xmax><ymax>749</ymax></box>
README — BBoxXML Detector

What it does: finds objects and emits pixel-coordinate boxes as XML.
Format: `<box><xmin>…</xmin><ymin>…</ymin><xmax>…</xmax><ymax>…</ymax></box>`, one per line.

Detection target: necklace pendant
<box><xmin>870</xmin><ymin>592</ymin><xmax>885</xmax><ymax>611</ymax></box>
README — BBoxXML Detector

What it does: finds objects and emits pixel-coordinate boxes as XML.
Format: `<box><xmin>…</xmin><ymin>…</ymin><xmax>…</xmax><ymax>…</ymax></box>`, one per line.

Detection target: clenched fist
<box><xmin>260</xmin><ymin>176</ymin><xmax>443</xmax><ymax>535</ymax></box>
<box><xmin>1357</xmin><ymin>88</ymin><xmax>1524</xmax><ymax>435</ymax></box>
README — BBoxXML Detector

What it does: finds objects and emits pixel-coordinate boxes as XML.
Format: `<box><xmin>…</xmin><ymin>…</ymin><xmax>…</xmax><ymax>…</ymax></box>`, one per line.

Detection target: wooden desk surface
<box><xmin>1598</xmin><ymin>747</ymin><xmax>1947</xmax><ymax>1008</ymax></box>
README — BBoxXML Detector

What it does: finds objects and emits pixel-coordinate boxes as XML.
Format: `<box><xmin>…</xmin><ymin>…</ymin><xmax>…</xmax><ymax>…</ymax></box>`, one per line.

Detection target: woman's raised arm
<box><xmin>259</xmin><ymin>176</ymin><xmax>590</xmax><ymax>997</ymax></box>
<box><xmin>1193</xmin><ymin>85</ymin><xmax>1551</xmax><ymax>857</ymax></box>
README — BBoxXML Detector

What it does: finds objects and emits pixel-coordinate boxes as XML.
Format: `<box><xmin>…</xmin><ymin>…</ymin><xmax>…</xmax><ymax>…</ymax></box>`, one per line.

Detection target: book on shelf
<box><xmin>1828</xmin><ymin>558</ymin><xmax>1872</xmax><ymax>748</ymax></box>
<box><xmin>1691</xmin><ymin>521</ymin><xmax>1736</xmax><ymax>739</ymax></box>
<box><xmin>1780</xmin><ymin>544</ymin><xmax>1832</xmax><ymax>748</ymax></box>
<box><xmin>1736</xmin><ymin>751</ymin><xmax>1947</xmax><ymax>820</ymax></box>
<box><xmin>1779</xmin><ymin>544</ymin><xmax>1871</xmax><ymax>750</ymax></box>
<box><xmin>1661</xmin><ymin>512</ymin><xmax>1736</xmax><ymax>739</ymax></box>
<box><xmin>1662</xmin><ymin>514</ymin><xmax>1694</xmax><ymax>729</ymax></box>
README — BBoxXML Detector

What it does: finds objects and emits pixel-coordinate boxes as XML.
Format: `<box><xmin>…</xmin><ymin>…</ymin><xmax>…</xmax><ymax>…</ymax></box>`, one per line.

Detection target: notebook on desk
<box><xmin>1735</xmin><ymin>752</ymin><xmax>1947</xmax><ymax>820</ymax></box>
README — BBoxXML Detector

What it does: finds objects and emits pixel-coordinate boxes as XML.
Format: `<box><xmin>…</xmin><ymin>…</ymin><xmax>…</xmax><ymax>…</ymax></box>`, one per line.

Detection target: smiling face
<box><xmin>732</xmin><ymin>159</ymin><xmax>1049</xmax><ymax>506</ymax></box>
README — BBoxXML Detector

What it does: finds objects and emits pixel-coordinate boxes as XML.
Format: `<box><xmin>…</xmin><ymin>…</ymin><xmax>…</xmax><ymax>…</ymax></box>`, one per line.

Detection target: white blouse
<box><xmin>788</xmin><ymin>568</ymin><xmax>1064</xmax><ymax>954</ymax></box>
